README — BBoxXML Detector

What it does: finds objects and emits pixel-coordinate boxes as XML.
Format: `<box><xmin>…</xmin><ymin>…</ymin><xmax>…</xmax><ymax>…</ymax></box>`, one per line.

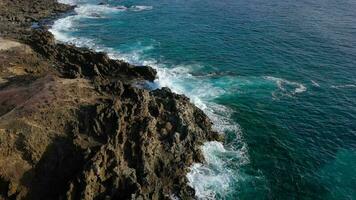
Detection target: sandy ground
<box><xmin>0</xmin><ymin>38</ymin><xmax>22</xmax><ymax>51</ymax></box>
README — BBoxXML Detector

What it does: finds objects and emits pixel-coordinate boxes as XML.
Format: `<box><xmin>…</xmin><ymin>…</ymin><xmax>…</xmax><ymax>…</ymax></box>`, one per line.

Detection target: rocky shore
<box><xmin>0</xmin><ymin>0</ymin><xmax>221</xmax><ymax>199</ymax></box>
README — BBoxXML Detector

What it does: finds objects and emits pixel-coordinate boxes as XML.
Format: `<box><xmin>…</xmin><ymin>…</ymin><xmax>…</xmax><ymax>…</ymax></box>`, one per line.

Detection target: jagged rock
<box><xmin>67</xmin><ymin>84</ymin><xmax>220</xmax><ymax>200</ymax></box>
<box><xmin>0</xmin><ymin>0</ymin><xmax>72</xmax><ymax>39</ymax></box>
<box><xmin>26</xmin><ymin>30</ymin><xmax>157</xmax><ymax>81</ymax></box>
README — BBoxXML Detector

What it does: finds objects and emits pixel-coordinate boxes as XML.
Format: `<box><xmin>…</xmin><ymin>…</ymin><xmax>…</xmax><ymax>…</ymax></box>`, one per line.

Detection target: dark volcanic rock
<box><xmin>67</xmin><ymin>84</ymin><xmax>220</xmax><ymax>200</ymax></box>
<box><xmin>27</xmin><ymin>30</ymin><xmax>157</xmax><ymax>81</ymax></box>
<box><xmin>0</xmin><ymin>0</ymin><xmax>72</xmax><ymax>39</ymax></box>
<box><xmin>0</xmin><ymin>0</ymin><xmax>221</xmax><ymax>199</ymax></box>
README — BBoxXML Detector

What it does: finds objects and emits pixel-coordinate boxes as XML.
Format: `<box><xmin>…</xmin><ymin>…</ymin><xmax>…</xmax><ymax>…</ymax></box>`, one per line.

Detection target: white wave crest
<box><xmin>187</xmin><ymin>141</ymin><xmax>249</xmax><ymax>199</ymax></box>
<box><xmin>49</xmin><ymin>3</ymin><xmax>126</xmax><ymax>45</ymax></box>
<box><xmin>129</xmin><ymin>5</ymin><xmax>153</xmax><ymax>12</ymax></box>
<box><xmin>265</xmin><ymin>76</ymin><xmax>307</xmax><ymax>98</ymax></box>
<box><xmin>57</xmin><ymin>0</ymin><xmax>77</xmax><ymax>5</ymax></box>
<box><xmin>331</xmin><ymin>84</ymin><xmax>356</xmax><ymax>89</ymax></box>
<box><xmin>115</xmin><ymin>6</ymin><xmax>128</xmax><ymax>11</ymax></box>
<box><xmin>57</xmin><ymin>0</ymin><xmax>153</xmax><ymax>13</ymax></box>
<box><xmin>311</xmin><ymin>80</ymin><xmax>320</xmax><ymax>87</ymax></box>
<box><xmin>49</xmin><ymin>14</ymin><xmax>98</xmax><ymax>47</ymax></box>
<box><xmin>295</xmin><ymin>84</ymin><xmax>307</xmax><ymax>93</ymax></box>
<box><xmin>49</xmin><ymin>16</ymin><xmax>76</xmax><ymax>42</ymax></box>
<box><xmin>74</xmin><ymin>4</ymin><xmax>124</xmax><ymax>18</ymax></box>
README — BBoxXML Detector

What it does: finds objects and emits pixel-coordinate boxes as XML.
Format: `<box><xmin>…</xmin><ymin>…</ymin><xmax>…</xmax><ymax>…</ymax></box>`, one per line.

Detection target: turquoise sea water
<box><xmin>51</xmin><ymin>0</ymin><xmax>356</xmax><ymax>199</ymax></box>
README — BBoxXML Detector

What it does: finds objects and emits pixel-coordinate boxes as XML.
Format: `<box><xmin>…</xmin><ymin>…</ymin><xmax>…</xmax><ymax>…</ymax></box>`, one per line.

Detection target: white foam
<box><xmin>311</xmin><ymin>80</ymin><xmax>320</xmax><ymax>87</ymax></box>
<box><xmin>49</xmin><ymin>16</ymin><xmax>76</xmax><ymax>42</ymax></box>
<box><xmin>74</xmin><ymin>4</ymin><xmax>123</xmax><ymax>17</ymax></box>
<box><xmin>57</xmin><ymin>0</ymin><xmax>153</xmax><ymax>12</ymax></box>
<box><xmin>187</xmin><ymin>163</ymin><xmax>229</xmax><ymax>200</ymax></box>
<box><xmin>115</xmin><ymin>6</ymin><xmax>128</xmax><ymax>11</ymax></box>
<box><xmin>49</xmin><ymin>14</ymin><xmax>98</xmax><ymax>48</ymax></box>
<box><xmin>331</xmin><ymin>84</ymin><xmax>356</xmax><ymax>89</ymax></box>
<box><xmin>295</xmin><ymin>84</ymin><xmax>307</xmax><ymax>93</ymax></box>
<box><xmin>187</xmin><ymin>141</ymin><xmax>249</xmax><ymax>199</ymax></box>
<box><xmin>265</xmin><ymin>76</ymin><xmax>307</xmax><ymax>98</ymax></box>
<box><xmin>57</xmin><ymin>0</ymin><xmax>77</xmax><ymax>5</ymax></box>
<box><xmin>129</xmin><ymin>5</ymin><xmax>153</xmax><ymax>12</ymax></box>
<box><xmin>50</xmin><ymin>2</ymin><xmax>127</xmax><ymax>45</ymax></box>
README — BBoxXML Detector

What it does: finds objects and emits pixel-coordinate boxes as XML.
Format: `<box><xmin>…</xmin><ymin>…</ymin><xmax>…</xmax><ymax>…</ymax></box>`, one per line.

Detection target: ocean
<box><xmin>50</xmin><ymin>0</ymin><xmax>356</xmax><ymax>199</ymax></box>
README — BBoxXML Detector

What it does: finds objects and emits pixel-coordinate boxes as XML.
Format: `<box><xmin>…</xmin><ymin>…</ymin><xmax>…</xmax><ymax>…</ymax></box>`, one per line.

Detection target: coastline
<box><xmin>0</xmin><ymin>0</ymin><xmax>222</xmax><ymax>199</ymax></box>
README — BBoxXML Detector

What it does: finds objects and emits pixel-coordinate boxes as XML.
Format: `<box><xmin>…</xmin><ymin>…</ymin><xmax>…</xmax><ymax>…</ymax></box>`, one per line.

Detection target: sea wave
<box><xmin>331</xmin><ymin>84</ymin><xmax>356</xmax><ymax>89</ymax></box>
<box><xmin>49</xmin><ymin>15</ymin><xmax>97</xmax><ymax>46</ymax></box>
<box><xmin>187</xmin><ymin>142</ymin><xmax>236</xmax><ymax>199</ymax></box>
<box><xmin>58</xmin><ymin>0</ymin><xmax>152</xmax><ymax>12</ymax></box>
<box><xmin>74</xmin><ymin>4</ymin><xmax>124</xmax><ymax>18</ymax></box>
<box><xmin>57</xmin><ymin>0</ymin><xmax>76</xmax><ymax>6</ymax></box>
<box><xmin>311</xmin><ymin>79</ymin><xmax>320</xmax><ymax>87</ymax></box>
<box><xmin>129</xmin><ymin>5</ymin><xmax>153</xmax><ymax>12</ymax></box>
<box><xmin>265</xmin><ymin>76</ymin><xmax>307</xmax><ymax>98</ymax></box>
<box><xmin>187</xmin><ymin>140</ymin><xmax>250</xmax><ymax>199</ymax></box>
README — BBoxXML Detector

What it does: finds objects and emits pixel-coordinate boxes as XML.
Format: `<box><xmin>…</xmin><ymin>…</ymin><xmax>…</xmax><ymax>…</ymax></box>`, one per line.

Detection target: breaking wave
<box><xmin>74</xmin><ymin>4</ymin><xmax>123</xmax><ymax>17</ymax></box>
<box><xmin>57</xmin><ymin>0</ymin><xmax>77</xmax><ymax>6</ymax></box>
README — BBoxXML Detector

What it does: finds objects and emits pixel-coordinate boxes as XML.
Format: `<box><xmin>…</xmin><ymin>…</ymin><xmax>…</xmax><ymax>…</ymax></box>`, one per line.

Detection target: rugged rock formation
<box><xmin>27</xmin><ymin>30</ymin><xmax>157</xmax><ymax>82</ymax></box>
<box><xmin>0</xmin><ymin>0</ymin><xmax>72</xmax><ymax>39</ymax></box>
<box><xmin>0</xmin><ymin>0</ymin><xmax>222</xmax><ymax>199</ymax></box>
<box><xmin>65</xmin><ymin>85</ymin><xmax>221</xmax><ymax>200</ymax></box>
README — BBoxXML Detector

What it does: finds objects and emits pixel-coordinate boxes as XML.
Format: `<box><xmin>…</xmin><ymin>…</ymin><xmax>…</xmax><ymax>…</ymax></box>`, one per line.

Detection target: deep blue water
<box><xmin>52</xmin><ymin>0</ymin><xmax>356</xmax><ymax>199</ymax></box>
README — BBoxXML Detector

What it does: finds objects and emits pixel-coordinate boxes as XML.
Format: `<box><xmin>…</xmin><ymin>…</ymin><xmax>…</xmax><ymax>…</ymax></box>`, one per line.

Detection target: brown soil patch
<box><xmin>0</xmin><ymin>38</ymin><xmax>23</xmax><ymax>51</ymax></box>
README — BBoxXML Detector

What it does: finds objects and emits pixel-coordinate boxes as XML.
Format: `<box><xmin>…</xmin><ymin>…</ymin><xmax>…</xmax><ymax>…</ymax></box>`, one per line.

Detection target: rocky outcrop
<box><xmin>0</xmin><ymin>0</ymin><xmax>72</xmax><ymax>39</ymax></box>
<box><xmin>66</xmin><ymin>85</ymin><xmax>221</xmax><ymax>200</ymax></box>
<box><xmin>0</xmin><ymin>0</ymin><xmax>222</xmax><ymax>199</ymax></box>
<box><xmin>26</xmin><ymin>30</ymin><xmax>157</xmax><ymax>81</ymax></box>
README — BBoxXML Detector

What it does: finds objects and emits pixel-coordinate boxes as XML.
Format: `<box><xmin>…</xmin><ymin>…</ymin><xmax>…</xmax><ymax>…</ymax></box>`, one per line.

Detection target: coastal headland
<box><xmin>0</xmin><ymin>0</ymin><xmax>222</xmax><ymax>199</ymax></box>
